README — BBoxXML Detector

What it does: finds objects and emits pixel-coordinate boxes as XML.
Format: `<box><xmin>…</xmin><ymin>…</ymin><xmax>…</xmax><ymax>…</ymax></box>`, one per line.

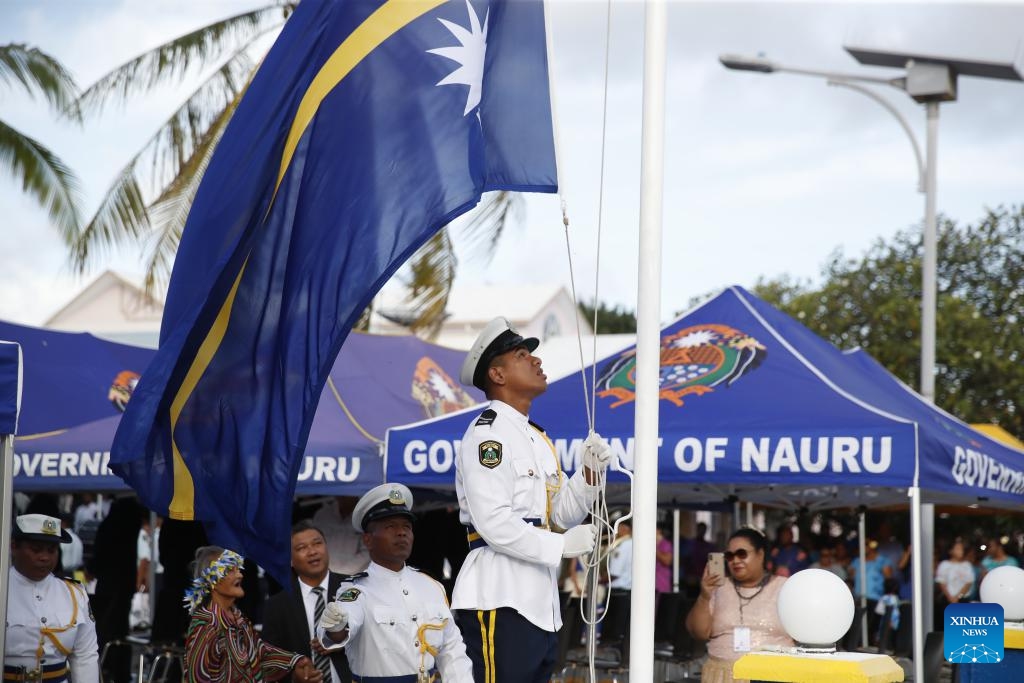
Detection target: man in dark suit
<box><xmin>261</xmin><ymin>520</ymin><xmax>352</xmax><ymax>683</ymax></box>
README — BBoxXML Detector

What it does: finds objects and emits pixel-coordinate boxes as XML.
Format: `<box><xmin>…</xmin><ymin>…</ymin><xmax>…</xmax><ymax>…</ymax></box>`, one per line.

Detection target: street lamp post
<box><xmin>720</xmin><ymin>47</ymin><xmax>1023</xmax><ymax>683</ymax></box>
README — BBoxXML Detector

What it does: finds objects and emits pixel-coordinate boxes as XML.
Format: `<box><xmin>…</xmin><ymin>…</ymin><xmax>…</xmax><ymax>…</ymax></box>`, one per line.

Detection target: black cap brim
<box><xmin>13</xmin><ymin>529</ymin><xmax>72</xmax><ymax>544</ymax></box>
<box><xmin>361</xmin><ymin>508</ymin><xmax>416</xmax><ymax>532</ymax></box>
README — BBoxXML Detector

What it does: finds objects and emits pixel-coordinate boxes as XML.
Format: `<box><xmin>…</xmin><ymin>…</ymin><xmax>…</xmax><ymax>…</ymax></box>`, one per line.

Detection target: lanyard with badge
<box><xmin>733</xmin><ymin>576</ymin><xmax>769</xmax><ymax>652</ymax></box>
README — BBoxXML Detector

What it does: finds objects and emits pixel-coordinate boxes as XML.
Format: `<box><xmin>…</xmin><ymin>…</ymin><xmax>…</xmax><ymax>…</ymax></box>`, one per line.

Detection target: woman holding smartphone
<box><xmin>685</xmin><ymin>528</ymin><xmax>794</xmax><ymax>682</ymax></box>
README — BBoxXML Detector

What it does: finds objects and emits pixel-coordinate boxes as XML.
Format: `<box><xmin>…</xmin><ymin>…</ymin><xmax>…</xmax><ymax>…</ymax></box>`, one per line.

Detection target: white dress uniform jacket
<box><xmin>319</xmin><ymin>562</ymin><xmax>472</xmax><ymax>682</ymax></box>
<box><xmin>5</xmin><ymin>567</ymin><xmax>99</xmax><ymax>681</ymax></box>
<box><xmin>452</xmin><ymin>399</ymin><xmax>600</xmax><ymax>631</ymax></box>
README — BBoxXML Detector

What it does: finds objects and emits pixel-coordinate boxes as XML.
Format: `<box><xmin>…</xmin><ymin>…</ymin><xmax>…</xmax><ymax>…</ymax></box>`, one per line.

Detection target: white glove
<box><xmin>320</xmin><ymin>602</ymin><xmax>349</xmax><ymax>633</ymax></box>
<box><xmin>561</xmin><ymin>523</ymin><xmax>597</xmax><ymax>558</ymax></box>
<box><xmin>582</xmin><ymin>431</ymin><xmax>612</xmax><ymax>474</ymax></box>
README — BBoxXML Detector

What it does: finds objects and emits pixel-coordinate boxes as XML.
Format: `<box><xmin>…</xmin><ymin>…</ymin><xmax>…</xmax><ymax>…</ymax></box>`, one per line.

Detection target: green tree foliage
<box><xmin>579</xmin><ymin>299</ymin><xmax>637</xmax><ymax>334</ymax></box>
<box><xmin>752</xmin><ymin>206</ymin><xmax>1024</xmax><ymax>438</ymax></box>
<box><xmin>0</xmin><ymin>44</ymin><xmax>81</xmax><ymax>241</ymax></box>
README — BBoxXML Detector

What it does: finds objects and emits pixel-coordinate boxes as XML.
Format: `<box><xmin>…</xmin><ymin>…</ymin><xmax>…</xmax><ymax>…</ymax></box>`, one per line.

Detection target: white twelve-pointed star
<box><xmin>427</xmin><ymin>0</ymin><xmax>488</xmax><ymax>116</ymax></box>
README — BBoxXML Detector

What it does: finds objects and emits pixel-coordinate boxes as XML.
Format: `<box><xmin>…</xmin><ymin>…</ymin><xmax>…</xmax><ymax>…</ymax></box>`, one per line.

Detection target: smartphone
<box><xmin>708</xmin><ymin>552</ymin><xmax>725</xmax><ymax>578</ymax></box>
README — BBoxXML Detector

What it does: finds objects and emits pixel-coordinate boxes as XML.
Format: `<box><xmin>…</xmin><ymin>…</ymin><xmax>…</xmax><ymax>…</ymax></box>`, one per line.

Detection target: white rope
<box><xmin>549</xmin><ymin>0</ymin><xmax>630</xmax><ymax>679</ymax></box>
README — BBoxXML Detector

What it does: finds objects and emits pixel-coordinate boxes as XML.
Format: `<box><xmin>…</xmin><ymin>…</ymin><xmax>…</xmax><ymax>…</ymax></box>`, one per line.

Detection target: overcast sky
<box><xmin>2</xmin><ymin>0</ymin><xmax>1023</xmax><ymax>328</ymax></box>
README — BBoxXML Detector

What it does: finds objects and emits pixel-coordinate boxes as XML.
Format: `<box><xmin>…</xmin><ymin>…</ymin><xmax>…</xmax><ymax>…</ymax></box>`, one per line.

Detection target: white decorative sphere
<box><xmin>776</xmin><ymin>568</ymin><xmax>855</xmax><ymax>647</ymax></box>
<box><xmin>980</xmin><ymin>565</ymin><xmax>1024</xmax><ymax>620</ymax></box>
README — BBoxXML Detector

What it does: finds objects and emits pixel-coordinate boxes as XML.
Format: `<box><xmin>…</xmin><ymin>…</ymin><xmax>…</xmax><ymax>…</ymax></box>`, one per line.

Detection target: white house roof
<box><xmin>44</xmin><ymin>270</ymin><xmax>163</xmax><ymax>343</ymax></box>
<box><xmin>375</xmin><ymin>283</ymin><xmax>568</xmax><ymax>325</ymax></box>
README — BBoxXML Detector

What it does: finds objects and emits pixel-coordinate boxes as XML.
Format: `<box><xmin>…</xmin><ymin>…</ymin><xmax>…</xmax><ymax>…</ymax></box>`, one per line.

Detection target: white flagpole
<box><xmin>629</xmin><ymin>0</ymin><xmax>667</xmax><ymax>679</ymax></box>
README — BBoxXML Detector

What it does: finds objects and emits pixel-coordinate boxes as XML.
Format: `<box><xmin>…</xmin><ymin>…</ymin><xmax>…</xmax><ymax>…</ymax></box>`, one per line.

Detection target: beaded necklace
<box><xmin>732</xmin><ymin>573</ymin><xmax>770</xmax><ymax>625</ymax></box>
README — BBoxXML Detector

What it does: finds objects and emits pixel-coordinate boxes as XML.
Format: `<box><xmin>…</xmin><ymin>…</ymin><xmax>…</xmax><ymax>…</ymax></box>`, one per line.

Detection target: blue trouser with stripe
<box><xmin>454</xmin><ymin>607</ymin><xmax>557</xmax><ymax>683</ymax></box>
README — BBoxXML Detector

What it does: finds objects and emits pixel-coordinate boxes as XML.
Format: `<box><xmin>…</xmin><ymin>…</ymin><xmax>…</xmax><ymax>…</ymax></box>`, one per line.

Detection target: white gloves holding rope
<box><xmin>582</xmin><ymin>431</ymin><xmax>612</xmax><ymax>475</ymax></box>
<box><xmin>320</xmin><ymin>602</ymin><xmax>349</xmax><ymax>633</ymax></box>
<box><xmin>562</xmin><ymin>523</ymin><xmax>597</xmax><ymax>558</ymax></box>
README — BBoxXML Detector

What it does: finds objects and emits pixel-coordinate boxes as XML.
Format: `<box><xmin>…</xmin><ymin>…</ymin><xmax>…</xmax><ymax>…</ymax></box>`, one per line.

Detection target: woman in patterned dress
<box><xmin>184</xmin><ymin>546</ymin><xmax>321</xmax><ymax>683</ymax></box>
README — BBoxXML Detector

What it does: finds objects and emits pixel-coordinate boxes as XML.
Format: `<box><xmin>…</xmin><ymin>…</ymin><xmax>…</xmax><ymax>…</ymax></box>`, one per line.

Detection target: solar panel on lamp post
<box><xmin>719</xmin><ymin>47</ymin><xmax>1023</xmax><ymax>683</ymax></box>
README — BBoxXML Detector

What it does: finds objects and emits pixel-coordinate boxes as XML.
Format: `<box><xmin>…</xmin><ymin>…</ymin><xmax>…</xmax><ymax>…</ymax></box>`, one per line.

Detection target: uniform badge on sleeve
<box><xmin>338</xmin><ymin>588</ymin><xmax>361</xmax><ymax>602</ymax></box>
<box><xmin>479</xmin><ymin>440</ymin><xmax>502</xmax><ymax>469</ymax></box>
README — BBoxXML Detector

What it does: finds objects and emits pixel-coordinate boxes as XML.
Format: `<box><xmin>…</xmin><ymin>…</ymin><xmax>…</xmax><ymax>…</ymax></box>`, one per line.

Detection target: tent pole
<box><xmin>859</xmin><ymin>510</ymin><xmax>868</xmax><ymax>648</ymax></box>
<box><xmin>921</xmin><ymin>503</ymin><xmax>935</xmax><ymax>635</ymax></box>
<box><xmin>149</xmin><ymin>510</ymin><xmax>158</xmax><ymax>628</ymax></box>
<box><xmin>672</xmin><ymin>508</ymin><xmax>680</xmax><ymax>592</ymax></box>
<box><xmin>911</xmin><ymin>487</ymin><xmax>925</xmax><ymax>683</ymax></box>
<box><xmin>746</xmin><ymin>501</ymin><xmax>753</xmax><ymax>526</ymax></box>
<box><xmin>0</xmin><ymin>434</ymin><xmax>16</xmax><ymax>659</ymax></box>
<box><xmin>627</xmin><ymin>0</ymin><xmax>666</xmax><ymax>678</ymax></box>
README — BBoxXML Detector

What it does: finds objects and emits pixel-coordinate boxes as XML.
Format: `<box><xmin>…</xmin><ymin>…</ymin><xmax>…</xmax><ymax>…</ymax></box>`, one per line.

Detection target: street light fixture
<box><xmin>720</xmin><ymin>46</ymin><xmax>1023</xmax><ymax>683</ymax></box>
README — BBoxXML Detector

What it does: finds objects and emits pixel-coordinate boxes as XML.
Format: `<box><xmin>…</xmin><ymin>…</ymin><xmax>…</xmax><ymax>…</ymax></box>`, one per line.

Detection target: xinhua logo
<box><xmin>944</xmin><ymin>602</ymin><xmax>1004</xmax><ymax>664</ymax></box>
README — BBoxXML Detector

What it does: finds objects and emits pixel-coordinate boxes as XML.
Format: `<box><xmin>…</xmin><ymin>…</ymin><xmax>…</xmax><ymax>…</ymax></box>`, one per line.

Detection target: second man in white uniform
<box><xmin>318</xmin><ymin>483</ymin><xmax>473</xmax><ymax>683</ymax></box>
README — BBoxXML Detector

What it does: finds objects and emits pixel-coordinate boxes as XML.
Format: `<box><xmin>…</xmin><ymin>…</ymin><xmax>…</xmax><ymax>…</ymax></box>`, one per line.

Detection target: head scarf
<box><xmin>184</xmin><ymin>549</ymin><xmax>244</xmax><ymax>613</ymax></box>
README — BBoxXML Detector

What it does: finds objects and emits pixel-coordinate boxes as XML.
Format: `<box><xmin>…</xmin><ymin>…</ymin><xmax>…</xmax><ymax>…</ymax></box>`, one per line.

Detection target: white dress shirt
<box><xmin>5</xmin><ymin>567</ymin><xmax>99</xmax><ymax>681</ymax></box>
<box><xmin>298</xmin><ymin>575</ymin><xmax>340</xmax><ymax>683</ymax></box>
<box><xmin>311</xmin><ymin>505</ymin><xmax>370</xmax><ymax>575</ymax></box>
<box><xmin>61</xmin><ymin>529</ymin><xmax>84</xmax><ymax>573</ymax></box>
<box><xmin>452</xmin><ymin>399</ymin><xmax>600</xmax><ymax>631</ymax></box>
<box><xmin>608</xmin><ymin>536</ymin><xmax>633</xmax><ymax>590</ymax></box>
<box><xmin>318</xmin><ymin>562</ymin><xmax>472</xmax><ymax>682</ymax></box>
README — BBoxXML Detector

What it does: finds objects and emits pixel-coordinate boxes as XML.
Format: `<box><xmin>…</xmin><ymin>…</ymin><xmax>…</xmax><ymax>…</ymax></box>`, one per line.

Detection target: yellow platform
<box><xmin>1006</xmin><ymin>627</ymin><xmax>1024</xmax><ymax>650</ymax></box>
<box><xmin>733</xmin><ymin>651</ymin><xmax>904</xmax><ymax>683</ymax></box>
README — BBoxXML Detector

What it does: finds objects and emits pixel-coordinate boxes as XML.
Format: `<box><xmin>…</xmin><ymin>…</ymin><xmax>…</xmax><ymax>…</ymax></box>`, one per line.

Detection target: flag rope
<box><xmin>550</xmin><ymin>0</ymin><xmax>633</xmax><ymax>678</ymax></box>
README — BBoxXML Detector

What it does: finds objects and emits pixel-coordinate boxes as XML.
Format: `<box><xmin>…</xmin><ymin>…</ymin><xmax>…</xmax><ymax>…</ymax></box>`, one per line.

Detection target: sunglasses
<box><xmin>724</xmin><ymin>549</ymin><xmax>752</xmax><ymax>562</ymax></box>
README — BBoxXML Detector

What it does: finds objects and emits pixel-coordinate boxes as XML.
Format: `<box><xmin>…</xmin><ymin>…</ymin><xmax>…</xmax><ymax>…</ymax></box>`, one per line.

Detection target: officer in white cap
<box><xmin>317</xmin><ymin>483</ymin><xmax>473</xmax><ymax>683</ymax></box>
<box><xmin>451</xmin><ymin>317</ymin><xmax>612</xmax><ymax>682</ymax></box>
<box><xmin>5</xmin><ymin>514</ymin><xmax>99</xmax><ymax>683</ymax></box>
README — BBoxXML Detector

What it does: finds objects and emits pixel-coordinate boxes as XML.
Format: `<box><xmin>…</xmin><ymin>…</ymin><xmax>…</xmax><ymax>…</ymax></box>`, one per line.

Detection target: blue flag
<box><xmin>111</xmin><ymin>0</ymin><xmax>556</xmax><ymax>582</ymax></box>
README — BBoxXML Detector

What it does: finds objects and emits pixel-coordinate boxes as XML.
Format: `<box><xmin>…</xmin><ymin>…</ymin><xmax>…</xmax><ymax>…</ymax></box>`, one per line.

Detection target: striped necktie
<box><xmin>312</xmin><ymin>587</ymin><xmax>334</xmax><ymax>683</ymax></box>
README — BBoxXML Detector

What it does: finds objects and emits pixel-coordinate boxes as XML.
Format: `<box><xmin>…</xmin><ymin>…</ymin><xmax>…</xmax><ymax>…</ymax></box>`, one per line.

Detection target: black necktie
<box><xmin>312</xmin><ymin>587</ymin><xmax>333</xmax><ymax>683</ymax></box>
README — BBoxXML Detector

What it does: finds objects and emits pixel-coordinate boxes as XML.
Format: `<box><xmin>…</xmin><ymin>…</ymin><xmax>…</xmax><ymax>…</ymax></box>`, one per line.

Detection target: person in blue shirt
<box><xmin>849</xmin><ymin>539</ymin><xmax>894</xmax><ymax>646</ymax></box>
<box><xmin>769</xmin><ymin>525</ymin><xmax>808</xmax><ymax>577</ymax></box>
<box><xmin>982</xmin><ymin>537</ymin><xmax>1020</xmax><ymax>574</ymax></box>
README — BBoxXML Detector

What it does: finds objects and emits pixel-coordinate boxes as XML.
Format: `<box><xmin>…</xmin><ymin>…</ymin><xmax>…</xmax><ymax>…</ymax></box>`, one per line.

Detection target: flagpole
<box><xmin>629</xmin><ymin>0</ymin><xmax>667</xmax><ymax>679</ymax></box>
<box><xmin>0</xmin><ymin>434</ymin><xmax>15</xmax><ymax>659</ymax></box>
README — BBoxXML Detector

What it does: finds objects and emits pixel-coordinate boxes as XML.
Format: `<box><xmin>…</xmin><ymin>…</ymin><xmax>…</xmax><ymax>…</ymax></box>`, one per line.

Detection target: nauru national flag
<box><xmin>110</xmin><ymin>0</ymin><xmax>557</xmax><ymax>582</ymax></box>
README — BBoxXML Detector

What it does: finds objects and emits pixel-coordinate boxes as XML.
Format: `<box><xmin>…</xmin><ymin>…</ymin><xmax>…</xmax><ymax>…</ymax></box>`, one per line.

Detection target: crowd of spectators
<box><xmin>13</xmin><ymin>491</ymin><xmax>1024</xmax><ymax>681</ymax></box>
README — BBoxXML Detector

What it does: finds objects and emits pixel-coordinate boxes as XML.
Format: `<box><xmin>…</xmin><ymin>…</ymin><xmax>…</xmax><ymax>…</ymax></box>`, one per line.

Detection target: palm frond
<box><xmin>0</xmin><ymin>118</ymin><xmax>81</xmax><ymax>244</ymax></box>
<box><xmin>73</xmin><ymin>45</ymin><xmax>262</xmax><ymax>273</ymax></box>
<box><xmin>140</xmin><ymin>49</ymin><xmax>257</xmax><ymax>196</ymax></box>
<box><xmin>0</xmin><ymin>44</ymin><xmax>79</xmax><ymax>117</ymax></box>
<box><xmin>69</xmin><ymin>163</ymin><xmax>149</xmax><ymax>271</ymax></box>
<box><xmin>143</xmin><ymin>83</ymin><xmax>245</xmax><ymax>295</ymax></box>
<box><xmin>456</xmin><ymin>191</ymin><xmax>524</xmax><ymax>264</ymax></box>
<box><xmin>74</xmin><ymin>2</ymin><xmax>293</xmax><ymax>117</ymax></box>
<box><xmin>403</xmin><ymin>229</ymin><xmax>457</xmax><ymax>340</ymax></box>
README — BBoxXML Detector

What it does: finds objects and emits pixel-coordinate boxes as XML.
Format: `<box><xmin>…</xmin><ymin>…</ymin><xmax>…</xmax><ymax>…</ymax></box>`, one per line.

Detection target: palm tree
<box><xmin>71</xmin><ymin>1</ymin><xmax>296</xmax><ymax>295</ymax></box>
<box><xmin>72</xmin><ymin>1</ymin><xmax>521</xmax><ymax>337</ymax></box>
<box><xmin>0</xmin><ymin>44</ymin><xmax>82</xmax><ymax>243</ymax></box>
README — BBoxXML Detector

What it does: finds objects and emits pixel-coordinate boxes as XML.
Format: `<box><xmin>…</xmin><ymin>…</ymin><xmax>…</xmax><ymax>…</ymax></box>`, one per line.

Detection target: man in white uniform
<box><xmin>318</xmin><ymin>483</ymin><xmax>473</xmax><ymax>682</ymax></box>
<box><xmin>5</xmin><ymin>514</ymin><xmax>99</xmax><ymax>682</ymax></box>
<box><xmin>452</xmin><ymin>317</ymin><xmax>611</xmax><ymax>682</ymax></box>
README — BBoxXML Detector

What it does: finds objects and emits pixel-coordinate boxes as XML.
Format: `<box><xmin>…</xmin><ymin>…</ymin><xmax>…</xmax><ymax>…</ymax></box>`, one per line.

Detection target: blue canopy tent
<box><xmin>385</xmin><ymin>286</ymin><xmax>924</xmax><ymax>508</ymax></box>
<box><xmin>839</xmin><ymin>348</ymin><xmax>1024</xmax><ymax>507</ymax></box>
<box><xmin>5</xmin><ymin>321</ymin><xmax>481</xmax><ymax>494</ymax></box>
<box><xmin>0</xmin><ymin>320</ymin><xmax>154</xmax><ymax>438</ymax></box>
<box><xmin>0</xmin><ymin>340</ymin><xmax>19</xmax><ymax>435</ymax></box>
